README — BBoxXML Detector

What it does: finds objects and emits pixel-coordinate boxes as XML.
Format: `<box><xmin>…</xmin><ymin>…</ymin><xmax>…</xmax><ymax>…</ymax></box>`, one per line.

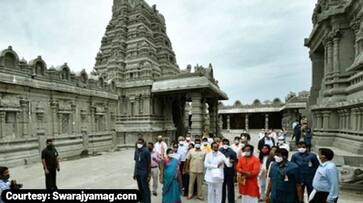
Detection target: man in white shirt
<box><xmin>204</xmin><ymin>142</ymin><xmax>230</xmax><ymax>203</ymax></box>
<box><xmin>258</xmin><ymin>129</ymin><xmax>265</xmax><ymax>140</ymax></box>
<box><xmin>231</xmin><ymin>136</ymin><xmax>242</xmax><ymax>158</ymax></box>
<box><xmin>154</xmin><ymin>135</ymin><xmax>167</xmax><ymax>159</ymax></box>
<box><xmin>177</xmin><ymin>136</ymin><xmax>189</xmax><ymax>196</ymax></box>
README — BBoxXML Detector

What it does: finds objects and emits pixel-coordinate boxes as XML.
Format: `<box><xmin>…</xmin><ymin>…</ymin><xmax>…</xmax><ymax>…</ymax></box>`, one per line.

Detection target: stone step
<box><xmin>314</xmin><ymin>145</ymin><xmax>363</xmax><ymax>167</ymax></box>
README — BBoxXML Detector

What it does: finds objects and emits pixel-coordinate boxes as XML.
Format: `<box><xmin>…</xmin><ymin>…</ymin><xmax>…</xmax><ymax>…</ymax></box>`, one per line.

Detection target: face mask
<box><xmin>195</xmin><ymin>144</ymin><xmax>201</xmax><ymax>149</ymax></box>
<box><xmin>240</xmin><ymin>143</ymin><xmax>245</xmax><ymax>148</ymax></box>
<box><xmin>274</xmin><ymin>155</ymin><xmax>283</xmax><ymax>163</ymax></box>
<box><xmin>234</xmin><ymin>140</ymin><xmax>239</xmax><ymax>144</ymax></box>
<box><xmin>137</xmin><ymin>144</ymin><xmax>143</xmax><ymax>149</ymax></box>
<box><xmin>298</xmin><ymin>148</ymin><xmax>306</xmax><ymax>153</ymax></box>
<box><xmin>223</xmin><ymin>145</ymin><xmax>228</xmax><ymax>149</ymax></box>
<box><xmin>244</xmin><ymin>151</ymin><xmax>251</xmax><ymax>157</ymax></box>
<box><xmin>167</xmin><ymin>154</ymin><xmax>174</xmax><ymax>159</ymax></box>
<box><xmin>278</xmin><ymin>141</ymin><xmax>284</xmax><ymax>144</ymax></box>
<box><xmin>2</xmin><ymin>175</ymin><xmax>9</xmax><ymax>181</ymax></box>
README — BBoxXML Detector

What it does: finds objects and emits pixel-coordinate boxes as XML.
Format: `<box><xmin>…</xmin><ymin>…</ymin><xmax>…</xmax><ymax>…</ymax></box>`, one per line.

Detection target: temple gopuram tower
<box><xmin>93</xmin><ymin>0</ymin><xmax>227</xmax><ymax>143</ymax></box>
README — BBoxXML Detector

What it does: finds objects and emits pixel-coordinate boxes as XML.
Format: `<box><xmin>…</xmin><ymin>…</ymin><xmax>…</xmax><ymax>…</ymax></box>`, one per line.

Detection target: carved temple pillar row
<box><xmin>0</xmin><ymin>111</ymin><xmax>5</xmax><ymax>139</ymax></box>
<box><xmin>245</xmin><ymin>114</ymin><xmax>249</xmax><ymax>131</ymax></box>
<box><xmin>226</xmin><ymin>115</ymin><xmax>230</xmax><ymax>131</ymax></box>
<box><xmin>208</xmin><ymin>99</ymin><xmax>218</xmax><ymax>135</ymax></box>
<box><xmin>190</xmin><ymin>92</ymin><xmax>204</xmax><ymax>137</ymax></box>
<box><xmin>265</xmin><ymin>113</ymin><xmax>269</xmax><ymax>130</ymax></box>
<box><xmin>351</xmin><ymin>108</ymin><xmax>359</xmax><ymax>131</ymax></box>
<box><xmin>322</xmin><ymin>111</ymin><xmax>330</xmax><ymax>129</ymax></box>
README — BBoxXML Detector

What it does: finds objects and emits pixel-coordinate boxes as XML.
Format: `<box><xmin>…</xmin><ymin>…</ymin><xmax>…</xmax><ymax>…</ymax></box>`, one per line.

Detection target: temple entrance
<box><xmin>230</xmin><ymin>113</ymin><xmax>245</xmax><ymax>129</ymax></box>
<box><xmin>269</xmin><ymin>112</ymin><xmax>282</xmax><ymax>129</ymax></box>
<box><xmin>249</xmin><ymin>113</ymin><xmax>265</xmax><ymax>129</ymax></box>
<box><xmin>171</xmin><ymin>96</ymin><xmax>186</xmax><ymax>139</ymax></box>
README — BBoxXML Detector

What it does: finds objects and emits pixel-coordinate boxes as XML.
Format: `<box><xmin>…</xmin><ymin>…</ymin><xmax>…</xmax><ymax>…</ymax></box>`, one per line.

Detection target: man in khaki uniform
<box><xmin>185</xmin><ymin>138</ymin><xmax>206</xmax><ymax>200</ymax></box>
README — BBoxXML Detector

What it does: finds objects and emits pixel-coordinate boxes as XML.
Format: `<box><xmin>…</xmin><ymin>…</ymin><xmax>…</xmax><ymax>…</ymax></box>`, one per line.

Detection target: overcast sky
<box><xmin>0</xmin><ymin>0</ymin><xmax>316</xmax><ymax>104</ymax></box>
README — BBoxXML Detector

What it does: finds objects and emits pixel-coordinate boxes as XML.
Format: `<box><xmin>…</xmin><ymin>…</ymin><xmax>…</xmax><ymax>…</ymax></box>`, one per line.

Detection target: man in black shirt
<box><xmin>41</xmin><ymin>139</ymin><xmax>59</xmax><ymax>190</ymax></box>
<box><xmin>133</xmin><ymin>137</ymin><xmax>151</xmax><ymax>203</ymax></box>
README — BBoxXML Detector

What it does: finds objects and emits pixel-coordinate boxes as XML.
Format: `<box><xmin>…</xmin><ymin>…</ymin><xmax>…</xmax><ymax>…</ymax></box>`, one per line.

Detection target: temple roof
<box><xmin>151</xmin><ymin>76</ymin><xmax>228</xmax><ymax>100</ymax></box>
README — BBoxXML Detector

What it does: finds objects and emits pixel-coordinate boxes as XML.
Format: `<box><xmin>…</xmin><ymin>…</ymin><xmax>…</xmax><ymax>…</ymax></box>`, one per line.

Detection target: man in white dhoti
<box><xmin>204</xmin><ymin>142</ymin><xmax>231</xmax><ymax>203</ymax></box>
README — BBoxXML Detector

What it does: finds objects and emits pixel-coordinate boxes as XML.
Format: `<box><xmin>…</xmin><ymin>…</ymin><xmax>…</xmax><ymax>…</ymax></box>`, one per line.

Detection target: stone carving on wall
<box><xmin>340</xmin><ymin>166</ymin><xmax>363</xmax><ymax>190</ymax></box>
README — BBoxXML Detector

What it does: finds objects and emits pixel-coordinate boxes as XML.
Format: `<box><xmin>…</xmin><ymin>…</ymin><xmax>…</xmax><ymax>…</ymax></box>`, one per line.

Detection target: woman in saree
<box><xmin>160</xmin><ymin>148</ymin><xmax>182</xmax><ymax>203</ymax></box>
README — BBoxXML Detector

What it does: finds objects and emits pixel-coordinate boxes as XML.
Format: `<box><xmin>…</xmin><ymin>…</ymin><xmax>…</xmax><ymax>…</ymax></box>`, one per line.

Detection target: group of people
<box><xmin>134</xmin><ymin>130</ymin><xmax>339</xmax><ymax>203</ymax></box>
<box><xmin>0</xmin><ymin>139</ymin><xmax>59</xmax><ymax>203</ymax></box>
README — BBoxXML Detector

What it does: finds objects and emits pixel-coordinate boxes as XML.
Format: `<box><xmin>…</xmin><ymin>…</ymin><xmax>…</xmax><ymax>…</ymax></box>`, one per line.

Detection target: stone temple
<box><xmin>305</xmin><ymin>0</ymin><xmax>363</xmax><ymax>168</ymax></box>
<box><xmin>218</xmin><ymin>91</ymin><xmax>309</xmax><ymax>134</ymax></box>
<box><xmin>0</xmin><ymin>0</ymin><xmax>227</xmax><ymax>166</ymax></box>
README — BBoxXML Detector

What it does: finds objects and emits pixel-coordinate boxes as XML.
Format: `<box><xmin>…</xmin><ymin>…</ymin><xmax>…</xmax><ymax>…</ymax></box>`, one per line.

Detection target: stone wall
<box><xmin>0</xmin><ymin>131</ymin><xmax>116</xmax><ymax>167</ymax></box>
<box><xmin>305</xmin><ymin>0</ymin><xmax>363</xmax><ymax>157</ymax></box>
<box><xmin>0</xmin><ymin>46</ymin><xmax>119</xmax><ymax>166</ymax></box>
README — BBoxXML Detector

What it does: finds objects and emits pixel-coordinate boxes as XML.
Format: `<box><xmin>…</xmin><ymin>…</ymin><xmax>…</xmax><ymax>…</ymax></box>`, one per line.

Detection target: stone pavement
<box><xmin>7</xmin><ymin>130</ymin><xmax>363</xmax><ymax>203</ymax></box>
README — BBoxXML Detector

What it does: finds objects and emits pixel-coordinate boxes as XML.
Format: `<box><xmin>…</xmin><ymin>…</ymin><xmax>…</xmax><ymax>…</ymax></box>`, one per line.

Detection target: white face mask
<box><xmin>298</xmin><ymin>148</ymin><xmax>307</xmax><ymax>153</ymax></box>
<box><xmin>234</xmin><ymin>140</ymin><xmax>239</xmax><ymax>144</ymax></box>
<box><xmin>223</xmin><ymin>145</ymin><xmax>228</xmax><ymax>149</ymax></box>
<box><xmin>179</xmin><ymin>141</ymin><xmax>184</xmax><ymax>145</ymax></box>
<box><xmin>244</xmin><ymin>151</ymin><xmax>251</xmax><ymax>157</ymax></box>
<box><xmin>167</xmin><ymin>153</ymin><xmax>174</xmax><ymax>159</ymax></box>
<box><xmin>195</xmin><ymin>144</ymin><xmax>201</xmax><ymax>149</ymax></box>
<box><xmin>137</xmin><ymin>144</ymin><xmax>143</xmax><ymax>149</ymax></box>
<box><xmin>274</xmin><ymin>155</ymin><xmax>283</xmax><ymax>163</ymax></box>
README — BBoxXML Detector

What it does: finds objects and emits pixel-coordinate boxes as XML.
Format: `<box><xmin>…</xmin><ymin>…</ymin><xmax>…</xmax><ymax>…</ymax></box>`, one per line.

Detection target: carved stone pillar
<box><xmin>226</xmin><ymin>115</ymin><xmax>230</xmax><ymax>131</ymax></box>
<box><xmin>316</xmin><ymin>112</ymin><xmax>322</xmax><ymax>129</ymax></box>
<box><xmin>208</xmin><ymin>100</ymin><xmax>217</xmax><ymax>135</ymax></box>
<box><xmin>327</xmin><ymin>40</ymin><xmax>334</xmax><ymax>74</ymax></box>
<box><xmin>50</xmin><ymin>102</ymin><xmax>59</xmax><ymax>136</ymax></box>
<box><xmin>345</xmin><ymin>109</ymin><xmax>351</xmax><ymax>130</ymax></box>
<box><xmin>332</xmin><ymin>37</ymin><xmax>340</xmax><ymax>75</ymax></box>
<box><xmin>265</xmin><ymin>113</ymin><xmax>269</xmax><ymax>130</ymax></box>
<box><xmin>360</xmin><ymin>108</ymin><xmax>363</xmax><ymax>130</ymax></box>
<box><xmin>0</xmin><ymin>111</ymin><xmax>5</xmax><ymax>139</ymax></box>
<box><xmin>245</xmin><ymin>114</ymin><xmax>249</xmax><ymax>131</ymax></box>
<box><xmin>190</xmin><ymin>92</ymin><xmax>203</xmax><ymax>137</ymax></box>
<box><xmin>338</xmin><ymin>110</ymin><xmax>344</xmax><ymax>129</ymax></box>
<box><xmin>20</xmin><ymin>100</ymin><xmax>29</xmax><ymax>137</ymax></box>
<box><xmin>351</xmin><ymin>108</ymin><xmax>359</xmax><ymax>131</ymax></box>
<box><xmin>322</xmin><ymin>111</ymin><xmax>330</xmax><ymax>129</ymax></box>
<box><xmin>324</xmin><ymin>39</ymin><xmax>334</xmax><ymax>77</ymax></box>
<box><xmin>217</xmin><ymin>114</ymin><xmax>223</xmax><ymax>136</ymax></box>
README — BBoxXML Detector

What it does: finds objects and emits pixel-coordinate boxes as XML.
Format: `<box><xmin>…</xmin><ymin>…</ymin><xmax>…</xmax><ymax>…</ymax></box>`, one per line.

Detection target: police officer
<box><xmin>41</xmin><ymin>139</ymin><xmax>60</xmax><ymax>190</ymax></box>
